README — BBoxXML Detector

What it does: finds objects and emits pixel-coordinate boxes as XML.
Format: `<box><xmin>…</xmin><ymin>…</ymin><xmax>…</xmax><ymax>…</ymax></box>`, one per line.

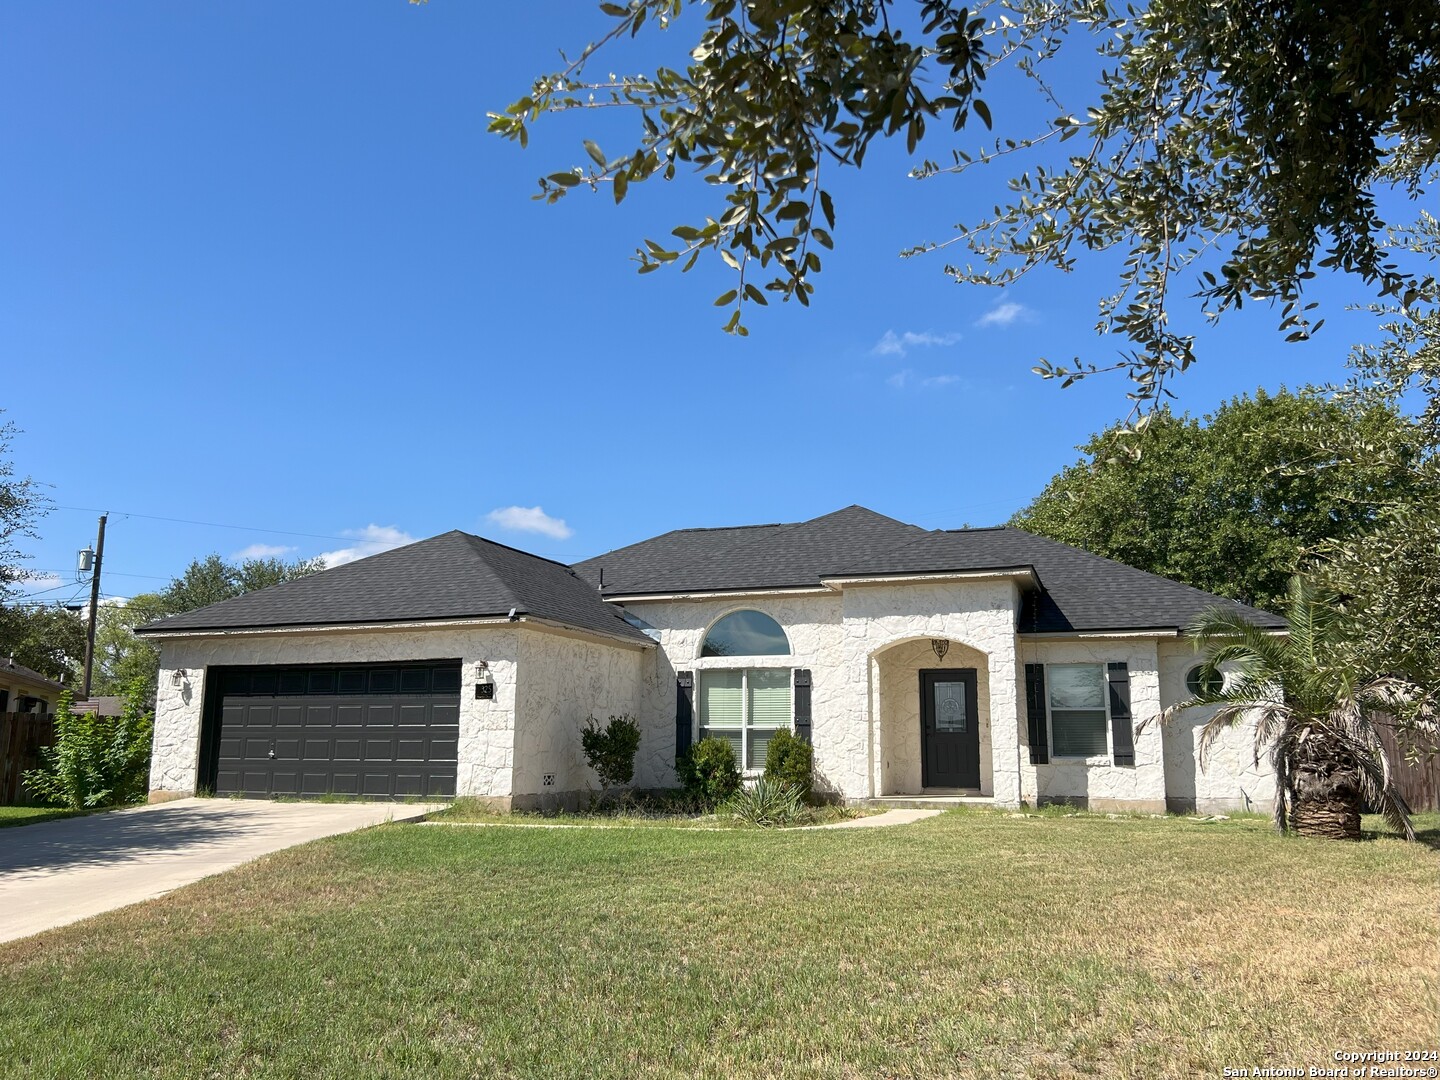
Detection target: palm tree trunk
<box><xmin>1289</xmin><ymin>731</ymin><xmax>1364</xmax><ymax>841</ymax></box>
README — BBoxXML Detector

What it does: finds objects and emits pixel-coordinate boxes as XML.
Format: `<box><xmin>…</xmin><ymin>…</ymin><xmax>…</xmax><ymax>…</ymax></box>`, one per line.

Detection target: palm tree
<box><xmin>1158</xmin><ymin>576</ymin><xmax>1434</xmax><ymax>841</ymax></box>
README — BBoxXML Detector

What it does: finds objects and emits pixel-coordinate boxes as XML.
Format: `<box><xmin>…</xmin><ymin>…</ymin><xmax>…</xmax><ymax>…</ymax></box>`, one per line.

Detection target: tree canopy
<box><xmin>88</xmin><ymin>553</ymin><xmax>324</xmax><ymax>706</ymax></box>
<box><xmin>0</xmin><ymin>414</ymin><xmax>44</xmax><ymax>602</ymax></box>
<box><xmin>487</xmin><ymin>0</ymin><xmax>1440</xmax><ymax>403</ymax></box>
<box><xmin>1010</xmin><ymin>388</ymin><xmax>1427</xmax><ymax>610</ymax></box>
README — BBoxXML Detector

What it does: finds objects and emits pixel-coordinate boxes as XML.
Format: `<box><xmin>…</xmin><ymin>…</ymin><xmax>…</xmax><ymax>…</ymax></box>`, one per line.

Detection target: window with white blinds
<box><xmin>1046</xmin><ymin>663</ymin><xmax>1110</xmax><ymax>758</ymax></box>
<box><xmin>699</xmin><ymin>668</ymin><xmax>792</xmax><ymax>770</ymax></box>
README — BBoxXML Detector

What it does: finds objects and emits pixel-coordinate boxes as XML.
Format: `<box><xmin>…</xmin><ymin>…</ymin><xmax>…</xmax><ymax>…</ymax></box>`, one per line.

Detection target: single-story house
<box><xmin>1</xmin><ymin>658</ymin><xmax>66</xmax><ymax>714</ymax></box>
<box><xmin>138</xmin><ymin>506</ymin><xmax>1282</xmax><ymax>813</ymax></box>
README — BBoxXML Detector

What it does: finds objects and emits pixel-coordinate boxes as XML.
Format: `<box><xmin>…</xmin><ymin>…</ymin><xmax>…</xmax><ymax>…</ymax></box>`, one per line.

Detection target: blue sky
<box><xmin>1</xmin><ymin>2</ymin><xmax>1409</xmax><ymax>605</ymax></box>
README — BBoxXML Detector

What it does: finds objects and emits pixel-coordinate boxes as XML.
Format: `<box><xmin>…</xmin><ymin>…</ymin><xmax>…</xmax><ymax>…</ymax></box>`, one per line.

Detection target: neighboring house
<box><xmin>138</xmin><ymin>506</ymin><xmax>1281</xmax><ymax>813</ymax></box>
<box><xmin>72</xmin><ymin>696</ymin><xmax>126</xmax><ymax>717</ymax></box>
<box><xmin>0</xmin><ymin>658</ymin><xmax>65</xmax><ymax>714</ymax></box>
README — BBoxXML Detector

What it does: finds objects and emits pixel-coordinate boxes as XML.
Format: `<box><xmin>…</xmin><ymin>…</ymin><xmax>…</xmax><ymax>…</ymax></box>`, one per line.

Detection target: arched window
<box><xmin>701</xmin><ymin>610</ymin><xmax>790</xmax><ymax>657</ymax></box>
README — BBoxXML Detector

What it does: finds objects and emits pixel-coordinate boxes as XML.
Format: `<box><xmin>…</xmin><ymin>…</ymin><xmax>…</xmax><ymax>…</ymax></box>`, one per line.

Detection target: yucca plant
<box><xmin>1157</xmin><ymin>576</ymin><xmax>1435</xmax><ymax>841</ymax></box>
<box><xmin>725</xmin><ymin>777</ymin><xmax>804</xmax><ymax>829</ymax></box>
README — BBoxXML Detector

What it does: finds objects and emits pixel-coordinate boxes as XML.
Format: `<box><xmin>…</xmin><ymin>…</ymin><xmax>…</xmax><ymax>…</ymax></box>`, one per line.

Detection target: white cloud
<box><xmin>485</xmin><ymin>505</ymin><xmax>574</xmax><ymax>541</ymax></box>
<box><xmin>887</xmin><ymin>370</ymin><xmax>967</xmax><ymax>391</ymax></box>
<box><xmin>17</xmin><ymin>571</ymin><xmax>63</xmax><ymax>593</ymax></box>
<box><xmin>872</xmin><ymin>329</ymin><xmax>963</xmax><ymax>358</ymax></box>
<box><xmin>231</xmin><ymin>543</ymin><xmax>296</xmax><ymax>561</ymax></box>
<box><xmin>975</xmin><ymin>299</ymin><xmax>1030</xmax><ymax>328</ymax></box>
<box><xmin>317</xmin><ymin>525</ymin><xmax>417</xmax><ymax>568</ymax></box>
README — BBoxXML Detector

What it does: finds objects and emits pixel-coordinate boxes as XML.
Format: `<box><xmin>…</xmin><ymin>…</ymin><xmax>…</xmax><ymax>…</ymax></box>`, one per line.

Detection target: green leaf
<box><xmin>547</xmin><ymin>172</ymin><xmax>581</xmax><ymax>187</ymax></box>
<box><xmin>583</xmin><ymin>140</ymin><xmax>606</xmax><ymax>166</ymax></box>
<box><xmin>714</xmin><ymin>289</ymin><xmax>738</xmax><ymax>306</ymax></box>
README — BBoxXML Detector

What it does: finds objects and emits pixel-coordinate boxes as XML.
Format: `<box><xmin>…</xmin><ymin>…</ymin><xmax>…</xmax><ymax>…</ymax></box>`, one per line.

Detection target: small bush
<box><xmin>762</xmin><ymin>730</ymin><xmax>813</xmax><ymax>799</ymax></box>
<box><xmin>726</xmin><ymin>777</ymin><xmax>804</xmax><ymax>828</ymax></box>
<box><xmin>676</xmin><ymin>737</ymin><xmax>742</xmax><ymax>807</ymax></box>
<box><xmin>24</xmin><ymin>689</ymin><xmax>153</xmax><ymax>809</ymax></box>
<box><xmin>580</xmin><ymin>714</ymin><xmax>642</xmax><ymax>791</ymax></box>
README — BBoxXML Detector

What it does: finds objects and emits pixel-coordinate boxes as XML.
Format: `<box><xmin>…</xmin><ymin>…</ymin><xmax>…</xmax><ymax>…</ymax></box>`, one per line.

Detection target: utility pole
<box><xmin>81</xmin><ymin>513</ymin><xmax>106</xmax><ymax>701</ymax></box>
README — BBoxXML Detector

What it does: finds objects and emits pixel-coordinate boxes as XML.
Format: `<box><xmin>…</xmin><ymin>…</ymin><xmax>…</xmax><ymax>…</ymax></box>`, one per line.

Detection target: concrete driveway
<box><xmin>0</xmin><ymin>798</ymin><xmax>440</xmax><ymax>944</ymax></box>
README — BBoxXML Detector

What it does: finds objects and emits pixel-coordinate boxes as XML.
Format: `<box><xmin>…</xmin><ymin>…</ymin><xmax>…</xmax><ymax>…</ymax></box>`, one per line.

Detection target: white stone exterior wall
<box><xmin>621</xmin><ymin>593</ymin><xmax>847</xmax><ymax>790</ymax></box>
<box><xmin>151</xmin><ymin>624</ymin><xmax>524</xmax><ymax>799</ymax></box>
<box><xmin>625</xmin><ymin>580</ymin><xmax>1023</xmax><ymax>803</ymax></box>
<box><xmin>147</xmin><ymin>590</ymin><xmax>1275</xmax><ymax>815</ymax></box>
<box><xmin>513</xmin><ymin>630</ymin><xmax>645</xmax><ymax>806</ymax></box>
<box><xmin>875</xmin><ymin>638</ymin><xmax>993</xmax><ymax>796</ymax></box>
<box><xmin>1017</xmin><ymin>638</ymin><xmax>1167</xmax><ymax>811</ymax></box>
<box><xmin>840</xmin><ymin>580</ymin><xmax>1022</xmax><ymax>803</ymax></box>
<box><xmin>1156</xmin><ymin>639</ymin><xmax>1276</xmax><ymax>813</ymax></box>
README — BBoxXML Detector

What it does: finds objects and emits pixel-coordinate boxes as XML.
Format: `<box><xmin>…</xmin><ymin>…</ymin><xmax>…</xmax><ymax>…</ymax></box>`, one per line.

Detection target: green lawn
<box><xmin>0</xmin><ymin>805</ymin><xmax>101</xmax><ymax>828</ymax></box>
<box><xmin>1</xmin><ymin>809</ymin><xmax>1434</xmax><ymax>1079</ymax></box>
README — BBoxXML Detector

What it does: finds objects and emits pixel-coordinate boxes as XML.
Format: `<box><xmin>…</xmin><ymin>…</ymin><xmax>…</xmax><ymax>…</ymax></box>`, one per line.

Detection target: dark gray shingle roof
<box><xmin>573</xmin><ymin>506</ymin><xmax>927</xmax><ymax>594</ymax></box>
<box><xmin>139</xmin><ymin>531</ymin><xmax>651</xmax><ymax>643</ymax></box>
<box><xmin>576</xmin><ymin>507</ymin><xmax>1284</xmax><ymax>634</ymax></box>
<box><xmin>1</xmin><ymin>658</ymin><xmax>66</xmax><ymax>691</ymax></box>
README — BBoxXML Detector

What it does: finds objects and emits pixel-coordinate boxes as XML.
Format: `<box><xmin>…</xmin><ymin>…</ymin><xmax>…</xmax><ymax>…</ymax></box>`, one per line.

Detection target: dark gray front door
<box><xmin>920</xmin><ymin>669</ymin><xmax>980</xmax><ymax>789</ymax></box>
<box><xmin>208</xmin><ymin>662</ymin><xmax>460</xmax><ymax>799</ymax></box>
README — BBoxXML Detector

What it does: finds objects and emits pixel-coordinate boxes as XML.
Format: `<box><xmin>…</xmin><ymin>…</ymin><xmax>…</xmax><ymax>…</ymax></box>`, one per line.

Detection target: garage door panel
<box><xmin>211</xmin><ymin>662</ymin><xmax>459</xmax><ymax>800</ymax></box>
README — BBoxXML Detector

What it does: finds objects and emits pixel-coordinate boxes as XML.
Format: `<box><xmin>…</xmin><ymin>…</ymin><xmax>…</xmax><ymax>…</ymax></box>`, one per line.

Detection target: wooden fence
<box><xmin>0</xmin><ymin>712</ymin><xmax>55</xmax><ymax>805</ymax></box>
<box><xmin>1376</xmin><ymin>721</ymin><xmax>1440</xmax><ymax>813</ymax></box>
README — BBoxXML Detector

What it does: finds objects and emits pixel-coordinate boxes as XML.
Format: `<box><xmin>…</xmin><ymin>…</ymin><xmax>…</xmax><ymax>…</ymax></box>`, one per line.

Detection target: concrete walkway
<box><xmin>0</xmin><ymin>798</ymin><xmax>438</xmax><ymax>944</ymax></box>
<box><xmin>809</xmin><ymin>807</ymin><xmax>942</xmax><ymax>829</ymax></box>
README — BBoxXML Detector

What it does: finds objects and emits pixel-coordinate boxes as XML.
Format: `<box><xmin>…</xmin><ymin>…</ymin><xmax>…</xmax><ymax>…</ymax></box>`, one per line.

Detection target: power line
<box><xmin>47</xmin><ymin>504</ymin><xmax>373</xmax><ymax>545</ymax></box>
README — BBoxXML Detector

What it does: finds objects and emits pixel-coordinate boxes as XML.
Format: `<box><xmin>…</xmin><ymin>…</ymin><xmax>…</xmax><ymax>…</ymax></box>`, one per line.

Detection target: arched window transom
<box><xmin>701</xmin><ymin>610</ymin><xmax>790</xmax><ymax>657</ymax></box>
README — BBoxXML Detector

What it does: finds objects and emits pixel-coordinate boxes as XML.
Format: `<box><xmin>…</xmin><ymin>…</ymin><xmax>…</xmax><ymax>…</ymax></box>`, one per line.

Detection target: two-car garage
<box><xmin>200</xmin><ymin>660</ymin><xmax>460</xmax><ymax>799</ymax></box>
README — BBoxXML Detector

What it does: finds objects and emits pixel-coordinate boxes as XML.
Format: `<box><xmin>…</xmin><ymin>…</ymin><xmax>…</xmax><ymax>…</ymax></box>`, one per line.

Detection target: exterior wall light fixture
<box><xmin>475</xmin><ymin>661</ymin><xmax>495</xmax><ymax>700</ymax></box>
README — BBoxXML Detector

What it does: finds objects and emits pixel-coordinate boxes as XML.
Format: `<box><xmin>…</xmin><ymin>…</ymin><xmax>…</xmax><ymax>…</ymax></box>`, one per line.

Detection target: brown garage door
<box><xmin>206</xmin><ymin>661</ymin><xmax>460</xmax><ymax>799</ymax></box>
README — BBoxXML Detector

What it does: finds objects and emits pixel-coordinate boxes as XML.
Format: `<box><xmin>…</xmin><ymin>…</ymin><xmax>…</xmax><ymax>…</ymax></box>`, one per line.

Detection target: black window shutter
<box><xmin>675</xmin><ymin>672</ymin><xmax>694</xmax><ymax>763</ymax></box>
<box><xmin>793</xmin><ymin>669</ymin><xmax>812</xmax><ymax>745</ymax></box>
<box><xmin>1107</xmin><ymin>661</ymin><xmax>1135</xmax><ymax>766</ymax></box>
<box><xmin>1024</xmin><ymin>663</ymin><xmax>1049</xmax><ymax>765</ymax></box>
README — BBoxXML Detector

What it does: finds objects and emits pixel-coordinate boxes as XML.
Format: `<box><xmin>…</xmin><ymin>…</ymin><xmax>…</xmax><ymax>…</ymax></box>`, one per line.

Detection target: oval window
<box><xmin>701</xmin><ymin>610</ymin><xmax>790</xmax><ymax>657</ymax></box>
<box><xmin>1185</xmin><ymin>664</ymin><xmax>1224</xmax><ymax>698</ymax></box>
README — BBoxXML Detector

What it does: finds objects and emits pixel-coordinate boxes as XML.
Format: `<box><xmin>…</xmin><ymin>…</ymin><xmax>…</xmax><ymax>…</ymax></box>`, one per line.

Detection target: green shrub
<box><xmin>762</xmin><ymin>730</ymin><xmax>813</xmax><ymax>799</ymax></box>
<box><xmin>726</xmin><ymin>777</ymin><xmax>804</xmax><ymax>828</ymax></box>
<box><xmin>676</xmin><ymin>737</ymin><xmax>741</xmax><ymax>806</ymax></box>
<box><xmin>580</xmin><ymin>714</ymin><xmax>642</xmax><ymax>791</ymax></box>
<box><xmin>23</xmin><ymin>689</ymin><xmax>153</xmax><ymax>809</ymax></box>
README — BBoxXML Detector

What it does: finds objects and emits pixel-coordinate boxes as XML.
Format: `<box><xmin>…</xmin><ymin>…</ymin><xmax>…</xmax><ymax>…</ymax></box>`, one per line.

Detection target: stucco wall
<box><xmin>1157</xmin><ymin>639</ymin><xmax>1276</xmax><ymax>813</ymax></box>
<box><xmin>513</xmin><ymin>630</ymin><xmax>645</xmax><ymax>806</ymax></box>
<box><xmin>1016</xmin><ymin>638</ymin><xmax>1167</xmax><ymax>811</ymax></box>
<box><xmin>150</xmin><ymin>624</ymin><xmax>525</xmax><ymax>799</ymax></box>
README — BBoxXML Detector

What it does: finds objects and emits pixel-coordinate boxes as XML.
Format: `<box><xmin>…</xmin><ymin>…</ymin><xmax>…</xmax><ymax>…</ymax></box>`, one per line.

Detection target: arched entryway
<box><xmin>872</xmin><ymin>637</ymin><xmax>993</xmax><ymax>796</ymax></box>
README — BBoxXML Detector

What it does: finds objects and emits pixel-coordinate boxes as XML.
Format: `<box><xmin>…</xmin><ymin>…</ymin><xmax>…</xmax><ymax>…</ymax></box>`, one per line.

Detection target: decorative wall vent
<box><xmin>542</xmin><ymin>773</ymin><xmax>556</xmax><ymax>787</ymax></box>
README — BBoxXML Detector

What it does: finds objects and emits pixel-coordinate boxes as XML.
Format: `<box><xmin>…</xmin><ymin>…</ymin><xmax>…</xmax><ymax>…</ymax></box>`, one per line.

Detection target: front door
<box><xmin>920</xmin><ymin>669</ymin><xmax>980</xmax><ymax>789</ymax></box>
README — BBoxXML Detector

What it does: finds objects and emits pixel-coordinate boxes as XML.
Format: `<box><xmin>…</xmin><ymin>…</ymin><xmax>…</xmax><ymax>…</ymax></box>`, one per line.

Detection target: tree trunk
<box><xmin>1289</xmin><ymin>729</ymin><xmax>1364</xmax><ymax>841</ymax></box>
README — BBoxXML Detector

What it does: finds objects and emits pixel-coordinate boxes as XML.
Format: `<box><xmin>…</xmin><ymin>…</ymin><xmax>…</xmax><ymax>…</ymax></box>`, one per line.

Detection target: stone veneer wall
<box><xmin>511</xmin><ymin>630</ymin><xmax>646</xmax><ymax>809</ymax></box>
<box><xmin>150</xmin><ymin>625</ymin><xmax>524</xmax><ymax>800</ymax></box>
<box><xmin>626</xmin><ymin>581</ymin><xmax>1025</xmax><ymax>802</ymax></box>
<box><xmin>1156</xmin><ymin>638</ymin><xmax>1276</xmax><ymax>813</ymax></box>
<box><xmin>621</xmin><ymin>593</ymin><xmax>847</xmax><ymax>792</ymax></box>
<box><xmin>840</xmin><ymin>580</ymin><xmax>1023</xmax><ymax>804</ymax></box>
<box><xmin>1016</xmin><ymin>638</ymin><xmax>1167</xmax><ymax>812</ymax></box>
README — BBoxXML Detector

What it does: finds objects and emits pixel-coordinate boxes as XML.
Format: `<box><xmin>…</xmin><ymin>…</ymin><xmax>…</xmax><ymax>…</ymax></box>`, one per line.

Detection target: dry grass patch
<box><xmin>0</xmin><ymin>808</ymin><xmax>1434</xmax><ymax>1079</ymax></box>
